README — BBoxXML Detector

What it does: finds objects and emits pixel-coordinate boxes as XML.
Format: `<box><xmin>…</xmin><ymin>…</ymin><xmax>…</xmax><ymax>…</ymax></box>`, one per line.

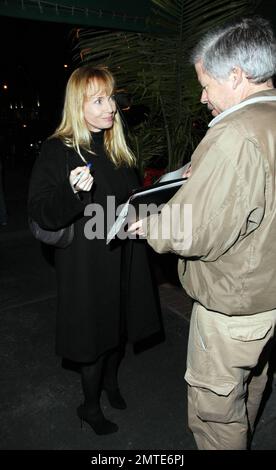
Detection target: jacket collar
<box><xmin>209</xmin><ymin>89</ymin><xmax>276</xmax><ymax>128</ymax></box>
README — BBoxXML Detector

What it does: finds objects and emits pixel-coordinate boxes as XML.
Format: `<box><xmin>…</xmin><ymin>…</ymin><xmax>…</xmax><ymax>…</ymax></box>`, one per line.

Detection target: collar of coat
<box><xmin>209</xmin><ymin>92</ymin><xmax>276</xmax><ymax>128</ymax></box>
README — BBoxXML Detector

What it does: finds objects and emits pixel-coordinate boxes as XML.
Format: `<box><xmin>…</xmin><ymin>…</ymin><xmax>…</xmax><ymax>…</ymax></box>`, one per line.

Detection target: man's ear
<box><xmin>231</xmin><ymin>66</ymin><xmax>243</xmax><ymax>89</ymax></box>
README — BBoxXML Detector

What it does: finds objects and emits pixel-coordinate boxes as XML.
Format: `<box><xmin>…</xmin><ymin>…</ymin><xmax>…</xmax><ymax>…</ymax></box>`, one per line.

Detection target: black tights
<box><xmin>103</xmin><ymin>347</ymin><xmax>125</xmax><ymax>391</ymax></box>
<box><xmin>80</xmin><ymin>347</ymin><xmax>124</xmax><ymax>411</ymax></box>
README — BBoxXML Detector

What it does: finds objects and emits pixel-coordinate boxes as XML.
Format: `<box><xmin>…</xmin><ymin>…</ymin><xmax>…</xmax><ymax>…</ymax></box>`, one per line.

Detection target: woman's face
<box><xmin>83</xmin><ymin>84</ymin><xmax>117</xmax><ymax>132</ymax></box>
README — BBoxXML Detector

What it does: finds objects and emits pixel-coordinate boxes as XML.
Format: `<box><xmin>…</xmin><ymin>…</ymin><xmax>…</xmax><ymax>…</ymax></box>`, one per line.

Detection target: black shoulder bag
<box><xmin>29</xmin><ymin>151</ymin><xmax>74</xmax><ymax>248</ymax></box>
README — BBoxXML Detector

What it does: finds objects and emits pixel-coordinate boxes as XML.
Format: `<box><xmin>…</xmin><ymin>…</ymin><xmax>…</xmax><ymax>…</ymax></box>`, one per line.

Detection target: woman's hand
<box><xmin>69</xmin><ymin>166</ymin><xmax>94</xmax><ymax>193</ymax></box>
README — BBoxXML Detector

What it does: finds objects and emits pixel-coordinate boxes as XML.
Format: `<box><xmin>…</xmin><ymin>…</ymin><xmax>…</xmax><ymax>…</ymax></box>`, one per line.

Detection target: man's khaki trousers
<box><xmin>185</xmin><ymin>303</ymin><xmax>276</xmax><ymax>450</ymax></box>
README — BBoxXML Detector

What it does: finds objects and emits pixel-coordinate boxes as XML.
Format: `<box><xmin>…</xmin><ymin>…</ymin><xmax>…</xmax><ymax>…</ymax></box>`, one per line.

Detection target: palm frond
<box><xmin>74</xmin><ymin>0</ymin><xmax>260</xmax><ymax>171</ymax></box>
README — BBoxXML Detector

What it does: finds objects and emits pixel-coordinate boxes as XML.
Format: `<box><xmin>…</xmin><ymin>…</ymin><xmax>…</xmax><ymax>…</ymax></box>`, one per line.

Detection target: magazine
<box><xmin>106</xmin><ymin>163</ymin><xmax>190</xmax><ymax>244</ymax></box>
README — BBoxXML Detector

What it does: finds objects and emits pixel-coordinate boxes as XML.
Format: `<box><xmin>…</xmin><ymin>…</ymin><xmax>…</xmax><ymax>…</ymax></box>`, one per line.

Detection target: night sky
<box><xmin>0</xmin><ymin>15</ymin><xmax>76</xmax><ymax>137</ymax></box>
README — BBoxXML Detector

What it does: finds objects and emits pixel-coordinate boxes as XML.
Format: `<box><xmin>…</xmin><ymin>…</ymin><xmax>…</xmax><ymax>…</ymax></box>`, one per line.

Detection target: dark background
<box><xmin>0</xmin><ymin>15</ymin><xmax>74</xmax><ymax>159</ymax></box>
<box><xmin>0</xmin><ymin>1</ymin><xmax>275</xmax><ymax>167</ymax></box>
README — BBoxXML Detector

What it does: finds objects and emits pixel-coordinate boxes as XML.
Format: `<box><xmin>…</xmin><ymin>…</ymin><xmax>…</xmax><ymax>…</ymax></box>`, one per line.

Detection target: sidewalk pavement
<box><xmin>0</xmin><ymin>165</ymin><xmax>276</xmax><ymax>450</ymax></box>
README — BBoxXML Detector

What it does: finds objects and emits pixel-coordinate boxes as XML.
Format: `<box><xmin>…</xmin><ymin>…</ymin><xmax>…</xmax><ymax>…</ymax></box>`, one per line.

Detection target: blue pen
<box><xmin>72</xmin><ymin>162</ymin><xmax>92</xmax><ymax>186</ymax></box>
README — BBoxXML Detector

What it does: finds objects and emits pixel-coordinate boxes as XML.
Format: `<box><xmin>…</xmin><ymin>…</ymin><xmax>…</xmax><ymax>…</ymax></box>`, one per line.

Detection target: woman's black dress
<box><xmin>28</xmin><ymin>131</ymin><xmax>162</xmax><ymax>362</ymax></box>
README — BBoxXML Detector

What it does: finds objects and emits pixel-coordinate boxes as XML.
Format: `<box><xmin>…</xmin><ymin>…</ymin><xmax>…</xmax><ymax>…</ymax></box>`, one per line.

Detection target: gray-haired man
<box><xmin>129</xmin><ymin>16</ymin><xmax>276</xmax><ymax>449</ymax></box>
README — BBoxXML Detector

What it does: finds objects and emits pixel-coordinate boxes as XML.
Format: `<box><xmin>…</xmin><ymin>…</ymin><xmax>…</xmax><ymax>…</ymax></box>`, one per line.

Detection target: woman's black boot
<box><xmin>79</xmin><ymin>357</ymin><xmax>118</xmax><ymax>435</ymax></box>
<box><xmin>103</xmin><ymin>348</ymin><xmax>127</xmax><ymax>410</ymax></box>
<box><xmin>77</xmin><ymin>404</ymin><xmax>118</xmax><ymax>435</ymax></box>
<box><xmin>103</xmin><ymin>387</ymin><xmax>127</xmax><ymax>410</ymax></box>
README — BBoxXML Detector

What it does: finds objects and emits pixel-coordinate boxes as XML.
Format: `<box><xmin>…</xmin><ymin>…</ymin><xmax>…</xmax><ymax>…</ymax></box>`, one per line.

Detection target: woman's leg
<box><xmin>103</xmin><ymin>346</ymin><xmax>127</xmax><ymax>409</ymax></box>
<box><xmin>78</xmin><ymin>355</ymin><xmax>118</xmax><ymax>434</ymax></box>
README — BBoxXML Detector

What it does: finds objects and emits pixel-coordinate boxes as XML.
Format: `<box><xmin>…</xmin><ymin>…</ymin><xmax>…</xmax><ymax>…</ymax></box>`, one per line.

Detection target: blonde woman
<box><xmin>28</xmin><ymin>65</ymin><xmax>161</xmax><ymax>435</ymax></box>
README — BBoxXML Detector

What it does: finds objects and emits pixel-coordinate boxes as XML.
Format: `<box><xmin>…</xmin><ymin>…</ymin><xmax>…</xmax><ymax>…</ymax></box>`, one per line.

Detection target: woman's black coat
<box><xmin>28</xmin><ymin>135</ymin><xmax>162</xmax><ymax>362</ymax></box>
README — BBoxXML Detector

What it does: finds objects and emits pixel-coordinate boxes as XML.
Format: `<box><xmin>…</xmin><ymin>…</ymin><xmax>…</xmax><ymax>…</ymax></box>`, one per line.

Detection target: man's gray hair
<box><xmin>191</xmin><ymin>16</ymin><xmax>276</xmax><ymax>83</ymax></box>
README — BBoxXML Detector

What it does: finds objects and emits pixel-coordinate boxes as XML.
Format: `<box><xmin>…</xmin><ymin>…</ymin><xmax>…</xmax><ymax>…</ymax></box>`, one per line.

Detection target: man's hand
<box><xmin>183</xmin><ymin>164</ymin><xmax>192</xmax><ymax>178</ymax></box>
<box><xmin>127</xmin><ymin>219</ymin><xmax>146</xmax><ymax>237</ymax></box>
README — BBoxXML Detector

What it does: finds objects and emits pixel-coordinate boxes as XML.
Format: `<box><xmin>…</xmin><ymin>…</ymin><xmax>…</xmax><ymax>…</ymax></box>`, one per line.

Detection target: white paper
<box><xmin>106</xmin><ymin>199</ymin><xmax>130</xmax><ymax>243</ymax></box>
<box><xmin>158</xmin><ymin>161</ymin><xmax>190</xmax><ymax>183</ymax></box>
<box><xmin>106</xmin><ymin>163</ymin><xmax>190</xmax><ymax>244</ymax></box>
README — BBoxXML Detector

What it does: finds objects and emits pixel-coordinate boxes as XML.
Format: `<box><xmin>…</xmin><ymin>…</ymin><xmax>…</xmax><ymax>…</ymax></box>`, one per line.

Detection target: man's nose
<box><xmin>200</xmin><ymin>89</ymin><xmax>208</xmax><ymax>104</ymax></box>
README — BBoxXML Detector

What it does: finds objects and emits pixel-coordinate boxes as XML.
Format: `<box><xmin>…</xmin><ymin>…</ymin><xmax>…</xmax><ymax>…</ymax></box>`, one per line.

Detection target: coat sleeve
<box><xmin>28</xmin><ymin>138</ymin><xmax>85</xmax><ymax>230</ymax></box>
<box><xmin>143</xmin><ymin>131</ymin><xmax>266</xmax><ymax>260</ymax></box>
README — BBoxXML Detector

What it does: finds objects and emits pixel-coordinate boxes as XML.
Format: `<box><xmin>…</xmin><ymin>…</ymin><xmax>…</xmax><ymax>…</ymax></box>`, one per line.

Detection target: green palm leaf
<box><xmin>74</xmin><ymin>0</ymin><xmax>260</xmax><ymax>172</ymax></box>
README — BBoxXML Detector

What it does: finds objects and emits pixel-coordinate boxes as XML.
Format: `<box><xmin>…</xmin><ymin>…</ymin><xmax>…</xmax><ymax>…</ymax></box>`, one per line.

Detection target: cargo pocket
<box><xmin>227</xmin><ymin>320</ymin><xmax>272</xmax><ymax>369</ymax></box>
<box><xmin>228</xmin><ymin>321</ymin><xmax>272</xmax><ymax>342</ymax></box>
<box><xmin>185</xmin><ymin>369</ymin><xmax>240</xmax><ymax>423</ymax></box>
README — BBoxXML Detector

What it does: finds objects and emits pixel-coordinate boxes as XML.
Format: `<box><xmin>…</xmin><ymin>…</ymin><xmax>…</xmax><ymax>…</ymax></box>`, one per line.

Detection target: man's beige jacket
<box><xmin>144</xmin><ymin>89</ymin><xmax>276</xmax><ymax>315</ymax></box>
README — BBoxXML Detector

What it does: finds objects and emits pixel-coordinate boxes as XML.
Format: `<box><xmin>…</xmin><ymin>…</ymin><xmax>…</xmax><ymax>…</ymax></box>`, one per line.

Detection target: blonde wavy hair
<box><xmin>52</xmin><ymin>64</ymin><xmax>136</xmax><ymax>167</ymax></box>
